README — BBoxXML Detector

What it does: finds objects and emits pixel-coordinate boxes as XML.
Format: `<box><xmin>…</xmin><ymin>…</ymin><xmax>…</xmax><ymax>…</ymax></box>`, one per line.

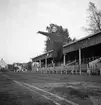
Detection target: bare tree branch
<box><xmin>84</xmin><ymin>2</ymin><xmax>101</xmax><ymax>34</ymax></box>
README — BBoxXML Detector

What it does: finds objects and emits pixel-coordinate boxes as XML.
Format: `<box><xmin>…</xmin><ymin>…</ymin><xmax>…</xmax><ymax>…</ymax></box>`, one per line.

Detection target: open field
<box><xmin>1</xmin><ymin>71</ymin><xmax>101</xmax><ymax>105</ymax></box>
<box><xmin>0</xmin><ymin>72</ymin><xmax>58</xmax><ymax>105</ymax></box>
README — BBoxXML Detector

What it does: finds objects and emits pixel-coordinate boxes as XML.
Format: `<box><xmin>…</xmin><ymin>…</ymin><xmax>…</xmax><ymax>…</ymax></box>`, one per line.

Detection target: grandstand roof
<box><xmin>32</xmin><ymin>31</ymin><xmax>101</xmax><ymax>62</ymax></box>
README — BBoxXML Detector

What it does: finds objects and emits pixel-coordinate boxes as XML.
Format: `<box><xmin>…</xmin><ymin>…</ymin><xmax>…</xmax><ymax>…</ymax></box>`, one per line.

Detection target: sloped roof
<box><xmin>0</xmin><ymin>59</ymin><xmax>7</xmax><ymax>68</ymax></box>
<box><xmin>32</xmin><ymin>31</ymin><xmax>101</xmax><ymax>61</ymax></box>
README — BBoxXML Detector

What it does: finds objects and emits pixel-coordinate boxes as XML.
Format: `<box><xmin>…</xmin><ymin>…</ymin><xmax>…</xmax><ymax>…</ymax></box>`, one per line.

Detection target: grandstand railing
<box><xmin>36</xmin><ymin>56</ymin><xmax>101</xmax><ymax>75</ymax></box>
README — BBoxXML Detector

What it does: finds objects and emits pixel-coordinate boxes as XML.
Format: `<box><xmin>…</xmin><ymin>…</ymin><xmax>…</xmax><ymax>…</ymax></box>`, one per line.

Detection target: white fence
<box><xmin>36</xmin><ymin>63</ymin><xmax>101</xmax><ymax>75</ymax></box>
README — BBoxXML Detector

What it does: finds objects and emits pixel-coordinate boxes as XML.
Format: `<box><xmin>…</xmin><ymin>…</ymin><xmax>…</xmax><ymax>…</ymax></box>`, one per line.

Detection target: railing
<box><xmin>38</xmin><ymin>64</ymin><xmax>88</xmax><ymax>74</ymax></box>
<box><xmin>35</xmin><ymin>63</ymin><xmax>101</xmax><ymax>75</ymax></box>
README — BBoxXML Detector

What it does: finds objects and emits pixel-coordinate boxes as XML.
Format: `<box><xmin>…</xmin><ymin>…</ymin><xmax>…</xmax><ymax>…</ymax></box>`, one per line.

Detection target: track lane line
<box><xmin>1</xmin><ymin>74</ymin><xmax>62</xmax><ymax>105</ymax></box>
<box><xmin>2</xmin><ymin>74</ymin><xmax>79</xmax><ymax>105</ymax></box>
<box><xmin>23</xmin><ymin>82</ymin><xmax>79</xmax><ymax>105</ymax></box>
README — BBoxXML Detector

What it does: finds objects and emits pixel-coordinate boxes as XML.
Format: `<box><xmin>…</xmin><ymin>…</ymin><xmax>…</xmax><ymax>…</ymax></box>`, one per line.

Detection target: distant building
<box><xmin>0</xmin><ymin>59</ymin><xmax>8</xmax><ymax>70</ymax></box>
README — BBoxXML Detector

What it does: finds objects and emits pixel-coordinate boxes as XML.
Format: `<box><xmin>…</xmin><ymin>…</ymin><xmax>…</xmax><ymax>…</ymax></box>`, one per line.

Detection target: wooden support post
<box><xmin>45</xmin><ymin>57</ymin><xmax>47</xmax><ymax>68</ymax></box>
<box><xmin>64</xmin><ymin>54</ymin><xmax>66</xmax><ymax>65</ymax></box>
<box><xmin>39</xmin><ymin>60</ymin><xmax>41</xmax><ymax>68</ymax></box>
<box><xmin>39</xmin><ymin>60</ymin><xmax>41</xmax><ymax>73</ymax></box>
<box><xmin>79</xmin><ymin>49</ymin><xmax>81</xmax><ymax>75</ymax></box>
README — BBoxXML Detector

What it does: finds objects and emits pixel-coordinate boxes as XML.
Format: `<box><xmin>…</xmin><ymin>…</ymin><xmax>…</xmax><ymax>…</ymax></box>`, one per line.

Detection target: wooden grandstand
<box><xmin>32</xmin><ymin>32</ymin><xmax>101</xmax><ymax>75</ymax></box>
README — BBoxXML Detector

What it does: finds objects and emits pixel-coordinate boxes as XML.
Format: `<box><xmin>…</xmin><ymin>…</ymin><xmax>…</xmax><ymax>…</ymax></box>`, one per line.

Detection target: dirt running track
<box><xmin>0</xmin><ymin>72</ymin><xmax>60</xmax><ymax>105</ymax></box>
<box><xmin>1</xmin><ymin>71</ymin><xmax>101</xmax><ymax>105</ymax></box>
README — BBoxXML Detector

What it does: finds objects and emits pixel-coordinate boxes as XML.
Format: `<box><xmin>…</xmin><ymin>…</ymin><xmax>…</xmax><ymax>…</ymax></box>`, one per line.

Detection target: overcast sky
<box><xmin>0</xmin><ymin>0</ymin><xmax>101</xmax><ymax>64</ymax></box>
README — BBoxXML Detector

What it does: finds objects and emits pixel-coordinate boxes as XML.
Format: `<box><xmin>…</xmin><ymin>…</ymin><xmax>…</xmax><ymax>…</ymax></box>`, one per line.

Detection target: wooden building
<box><xmin>32</xmin><ymin>32</ymin><xmax>101</xmax><ymax>75</ymax></box>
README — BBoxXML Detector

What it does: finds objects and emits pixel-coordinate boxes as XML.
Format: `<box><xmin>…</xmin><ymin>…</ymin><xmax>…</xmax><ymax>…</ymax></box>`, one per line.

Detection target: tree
<box><xmin>45</xmin><ymin>37</ymin><xmax>53</xmax><ymax>52</ymax></box>
<box><xmin>84</xmin><ymin>2</ymin><xmax>101</xmax><ymax>34</ymax></box>
<box><xmin>45</xmin><ymin>23</ymin><xmax>75</xmax><ymax>52</ymax></box>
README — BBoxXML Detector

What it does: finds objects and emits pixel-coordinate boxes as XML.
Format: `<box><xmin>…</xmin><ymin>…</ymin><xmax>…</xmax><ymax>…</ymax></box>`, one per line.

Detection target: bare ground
<box><xmin>0</xmin><ymin>73</ymin><xmax>57</xmax><ymax>105</ymax></box>
<box><xmin>2</xmin><ymin>71</ymin><xmax>101</xmax><ymax>105</ymax></box>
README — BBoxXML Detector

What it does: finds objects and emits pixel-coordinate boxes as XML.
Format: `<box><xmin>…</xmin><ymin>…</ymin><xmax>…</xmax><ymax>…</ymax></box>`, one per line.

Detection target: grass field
<box><xmin>1</xmin><ymin>71</ymin><xmax>101</xmax><ymax>105</ymax></box>
<box><xmin>0</xmin><ymin>72</ymin><xmax>58</xmax><ymax>105</ymax></box>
